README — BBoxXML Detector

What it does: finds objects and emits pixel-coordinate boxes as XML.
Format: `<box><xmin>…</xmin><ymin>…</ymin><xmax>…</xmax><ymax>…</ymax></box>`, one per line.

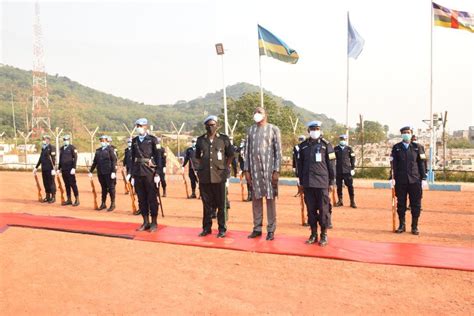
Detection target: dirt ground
<box><xmin>0</xmin><ymin>171</ymin><xmax>473</xmax><ymax>314</ymax></box>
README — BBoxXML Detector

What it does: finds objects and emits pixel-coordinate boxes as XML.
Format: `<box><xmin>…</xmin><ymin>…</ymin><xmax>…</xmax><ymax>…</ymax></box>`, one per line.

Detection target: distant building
<box><xmin>469</xmin><ymin>126</ymin><xmax>474</xmax><ymax>145</ymax></box>
<box><xmin>452</xmin><ymin>130</ymin><xmax>469</xmax><ymax>139</ymax></box>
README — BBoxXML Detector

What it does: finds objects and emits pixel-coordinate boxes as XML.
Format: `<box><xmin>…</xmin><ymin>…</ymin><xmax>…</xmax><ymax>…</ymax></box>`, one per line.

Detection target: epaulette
<box><xmin>321</xmin><ymin>138</ymin><xmax>329</xmax><ymax>145</ymax></box>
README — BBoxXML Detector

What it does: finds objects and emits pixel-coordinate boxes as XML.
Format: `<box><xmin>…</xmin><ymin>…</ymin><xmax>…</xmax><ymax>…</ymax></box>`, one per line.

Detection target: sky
<box><xmin>1</xmin><ymin>0</ymin><xmax>473</xmax><ymax>132</ymax></box>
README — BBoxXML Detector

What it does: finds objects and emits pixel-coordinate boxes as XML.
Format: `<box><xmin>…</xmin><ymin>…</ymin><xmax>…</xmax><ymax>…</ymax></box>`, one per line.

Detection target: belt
<box><xmin>135</xmin><ymin>158</ymin><xmax>151</xmax><ymax>163</ymax></box>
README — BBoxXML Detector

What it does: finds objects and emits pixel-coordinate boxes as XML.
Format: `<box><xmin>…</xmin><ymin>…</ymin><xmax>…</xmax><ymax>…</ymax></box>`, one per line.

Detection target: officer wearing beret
<box><xmin>195</xmin><ymin>115</ymin><xmax>234</xmax><ymax>238</ymax></box>
<box><xmin>183</xmin><ymin>138</ymin><xmax>199</xmax><ymax>198</ymax></box>
<box><xmin>131</xmin><ymin>118</ymin><xmax>162</xmax><ymax>232</ymax></box>
<box><xmin>297</xmin><ymin>121</ymin><xmax>336</xmax><ymax>246</ymax></box>
<box><xmin>409</xmin><ymin>134</ymin><xmax>427</xmax><ymax>211</ymax></box>
<box><xmin>334</xmin><ymin>134</ymin><xmax>357</xmax><ymax>208</ymax></box>
<box><xmin>58</xmin><ymin>135</ymin><xmax>79</xmax><ymax>206</ymax></box>
<box><xmin>33</xmin><ymin>135</ymin><xmax>57</xmax><ymax>203</ymax></box>
<box><xmin>89</xmin><ymin>135</ymin><xmax>117</xmax><ymax>212</ymax></box>
<box><xmin>155</xmin><ymin>137</ymin><xmax>168</xmax><ymax>197</ymax></box>
<box><xmin>390</xmin><ymin>126</ymin><xmax>427</xmax><ymax>235</ymax></box>
<box><xmin>292</xmin><ymin>135</ymin><xmax>306</xmax><ymax>177</ymax></box>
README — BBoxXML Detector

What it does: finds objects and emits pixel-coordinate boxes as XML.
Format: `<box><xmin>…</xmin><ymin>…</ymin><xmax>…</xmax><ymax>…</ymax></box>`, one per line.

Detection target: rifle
<box><xmin>156</xmin><ymin>183</ymin><xmax>165</xmax><ymax>217</ymax></box>
<box><xmin>49</xmin><ymin>155</ymin><xmax>65</xmax><ymax>204</ymax></box>
<box><xmin>127</xmin><ymin>180</ymin><xmax>139</xmax><ymax>215</ymax></box>
<box><xmin>331</xmin><ymin>185</ymin><xmax>337</xmax><ymax>207</ymax></box>
<box><xmin>391</xmin><ymin>161</ymin><xmax>396</xmax><ymax>232</ymax></box>
<box><xmin>182</xmin><ymin>167</ymin><xmax>190</xmax><ymax>199</ymax></box>
<box><xmin>85</xmin><ymin>159</ymin><xmax>99</xmax><ymax>210</ymax></box>
<box><xmin>298</xmin><ymin>186</ymin><xmax>305</xmax><ymax>226</ymax></box>
<box><xmin>34</xmin><ymin>173</ymin><xmax>43</xmax><ymax>202</ymax></box>
<box><xmin>121</xmin><ymin>167</ymin><xmax>130</xmax><ymax>194</ymax></box>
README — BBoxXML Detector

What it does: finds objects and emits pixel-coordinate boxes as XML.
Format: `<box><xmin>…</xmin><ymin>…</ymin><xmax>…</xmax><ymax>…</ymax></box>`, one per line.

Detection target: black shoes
<box><xmin>217</xmin><ymin>231</ymin><xmax>226</xmax><ymax>238</ymax></box>
<box><xmin>107</xmin><ymin>202</ymin><xmax>115</xmax><ymax>212</ymax></box>
<box><xmin>42</xmin><ymin>194</ymin><xmax>50</xmax><ymax>203</ymax></box>
<box><xmin>319</xmin><ymin>230</ymin><xmax>328</xmax><ymax>246</ymax></box>
<box><xmin>211</xmin><ymin>212</ymin><xmax>217</xmax><ymax>219</ymax></box>
<box><xmin>350</xmin><ymin>199</ymin><xmax>357</xmax><ymax>208</ymax></box>
<box><xmin>247</xmin><ymin>231</ymin><xmax>262</xmax><ymax>239</ymax></box>
<box><xmin>411</xmin><ymin>217</ymin><xmax>420</xmax><ymax>235</ymax></box>
<box><xmin>98</xmin><ymin>202</ymin><xmax>107</xmax><ymax>210</ymax></box>
<box><xmin>136</xmin><ymin>216</ymin><xmax>150</xmax><ymax>231</ymax></box>
<box><xmin>395</xmin><ymin>220</ymin><xmax>406</xmax><ymax>233</ymax></box>
<box><xmin>72</xmin><ymin>198</ymin><xmax>80</xmax><ymax>207</ymax></box>
<box><xmin>335</xmin><ymin>200</ymin><xmax>343</xmax><ymax>207</ymax></box>
<box><xmin>149</xmin><ymin>216</ymin><xmax>158</xmax><ymax>232</ymax></box>
<box><xmin>266</xmin><ymin>232</ymin><xmax>274</xmax><ymax>241</ymax></box>
<box><xmin>190</xmin><ymin>192</ymin><xmax>197</xmax><ymax>199</ymax></box>
<box><xmin>306</xmin><ymin>234</ymin><xmax>318</xmax><ymax>244</ymax></box>
<box><xmin>198</xmin><ymin>230</ymin><xmax>212</xmax><ymax>237</ymax></box>
<box><xmin>48</xmin><ymin>194</ymin><xmax>56</xmax><ymax>203</ymax></box>
<box><xmin>62</xmin><ymin>199</ymin><xmax>72</xmax><ymax>206</ymax></box>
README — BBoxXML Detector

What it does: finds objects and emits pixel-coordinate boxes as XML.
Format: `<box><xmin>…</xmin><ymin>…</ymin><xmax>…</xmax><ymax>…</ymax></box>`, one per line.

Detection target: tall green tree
<box><xmin>355</xmin><ymin>120</ymin><xmax>387</xmax><ymax>144</ymax></box>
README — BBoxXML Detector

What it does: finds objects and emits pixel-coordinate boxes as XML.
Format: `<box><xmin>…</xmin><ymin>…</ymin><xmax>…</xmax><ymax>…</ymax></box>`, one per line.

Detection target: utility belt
<box><xmin>135</xmin><ymin>157</ymin><xmax>156</xmax><ymax>168</ymax></box>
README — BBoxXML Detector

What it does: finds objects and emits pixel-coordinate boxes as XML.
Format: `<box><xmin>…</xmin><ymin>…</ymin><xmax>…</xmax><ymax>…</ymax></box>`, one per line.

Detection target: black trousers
<box><xmin>200</xmin><ymin>182</ymin><xmax>226</xmax><ymax>232</ymax></box>
<box><xmin>304</xmin><ymin>187</ymin><xmax>331</xmax><ymax>229</ymax></box>
<box><xmin>98</xmin><ymin>173</ymin><xmax>116</xmax><ymax>202</ymax></box>
<box><xmin>336</xmin><ymin>173</ymin><xmax>354</xmax><ymax>199</ymax></box>
<box><xmin>157</xmin><ymin>170</ymin><xmax>167</xmax><ymax>189</ymax></box>
<box><xmin>189</xmin><ymin>169</ymin><xmax>198</xmax><ymax>191</ymax></box>
<box><xmin>135</xmin><ymin>174</ymin><xmax>159</xmax><ymax>217</ymax></box>
<box><xmin>62</xmin><ymin>169</ymin><xmax>78</xmax><ymax>198</ymax></box>
<box><xmin>42</xmin><ymin>170</ymin><xmax>56</xmax><ymax>194</ymax></box>
<box><xmin>395</xmin><ymin>182</ymin><xmax>422</xmax><ymax>218</ymax></box>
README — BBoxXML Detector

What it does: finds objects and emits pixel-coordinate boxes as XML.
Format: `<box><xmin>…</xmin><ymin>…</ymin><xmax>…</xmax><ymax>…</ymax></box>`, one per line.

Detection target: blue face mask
<box><xmin>339</xmin><ymin>140</ymin><xmax>347</xmax><ymax>146</ymax></box>
<box><xmin>192</xmin><ymin>142</ymin><xmax>196</xmax><ymax>148</ymax></box>
<box><xmin>100</xmin><ymin>142</ymin><xmax>108</xmax><ymax>148</ymax></box>
<box><xmin>64</xmin><ymin>141</ymin><xmax>70</xmax><ymax>146</ymax></box>
<box><xmin>402</xmin><ymin>134</ymin><xmax>411</xmax><ymax>142</ymax></box>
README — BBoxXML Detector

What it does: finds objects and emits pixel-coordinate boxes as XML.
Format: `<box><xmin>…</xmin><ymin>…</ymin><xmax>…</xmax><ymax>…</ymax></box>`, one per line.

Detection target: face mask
<box><xmin>64</xmin><ymin>141</ymin><xmax>70</xmax><ymax>146</ymax></box>
<box><xmin>192</xmin><ymin>142</ymin><xmax>196</xmax><ymax>148</ymax></box>
<box><xmin>156</xmin><ymin>144</ymin><xmax>162</xmax><ymax>149</ymax></box>
<box><xmin>127</xmin><ymin>142</ymin><xmax>132</xmax><ymax>147</ymax></box>
<box><xmin>42</xmin><ymin>140</ymin><xmax>47</xmax><ymax>145</ymax></box>
<box><xmin>136</xmin><ymin>127</ymin><xmax>145</xmax><ymax>135</ymax></box>
<box><xmin>402</xmin><ymin>134</ymin><xmax>411</xmax><ymax>142</ymax></box>
<box><xmin>100</xmin><ymin>142</ymin><xmax>108</xmax><ymax>147</ymax></box>
<box><xmin>205</xmin><ymin>125</ymin><xmax>217</xmax><ymax>134</ymax></box>
<box><xmin>309</xmin><ymin>130</ymin><xmax>321</xmax><ymax>139</ymax></box>
<box><xmin>253</xmin><ymin>113</ymin><xmax>264</xmax><ymax>123</ymax></box>
<box><xmin>339</xmin><ymin>140</ymin><xmax>346</xmax><ymax>146</ymax></box>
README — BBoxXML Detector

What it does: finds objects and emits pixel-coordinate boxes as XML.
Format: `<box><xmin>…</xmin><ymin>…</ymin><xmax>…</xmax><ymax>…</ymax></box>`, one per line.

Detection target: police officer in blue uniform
<box><xmin>89</xmin><ymin>135</ymin><xmax>117</xmax><ymax>212</ymax></box>
<box><xmin>131</xmin><ymin>118</ymin><xmax>162</xmax><ymax>232</ymax></box>
<box><xmin>292</xmin><ymin>135</ymin><xmax>306</xmax><ymax>177</ymax></box>
<box><xmin>391</xmin><ymin>126</ymin><xmax>427</xmax><ymax>235</ymax></box>
<box><xmin>155</xmin><ymin>137</ymin><xmax>168</xmax><ymax>197</ymax></box>
<box><xmin>58</xmin><ymin>135</ymin><xmax>79</xmax><ymax>206</ymax></box>
<box><xmin>334</xmin><ymin>134</ymin><xmax>357</xmax><ymax>208</ymax></box>
<box><xmin>123</xmin><ymin>138</ymin><xmax>133</xmax><ymax>179</ymax></box>
<box><xmin>297</xmin><ymin>121</ymin><xmax>336</xmax><ymax>246</ymax></box>
<box><xmin>195</xmin><ymin>115</ymin><xmax>234</xmax><ymax>238</ymax></box>
<box><xmin>34</xmin><ymin>135</ymin><xmax>57</xmax><ymax>203</ymax></box>
<box><xmin>182</xmin><ymin>138</ymin><xmax>198</xmax><ymax>198</ymax></box>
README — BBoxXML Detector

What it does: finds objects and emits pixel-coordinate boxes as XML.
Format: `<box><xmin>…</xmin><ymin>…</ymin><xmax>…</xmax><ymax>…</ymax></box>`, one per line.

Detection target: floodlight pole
<box><xmin>49</xmin><ymin>127</ymin><xmax>63</xmax><ymax>164</ymax></box>
<box><xmin>18</xmin><ymin>130</ymin><xmax>33</xmax><ymax>169</ymax></box>
<box><xmin>171</xmin><ymin>121</ymin><xmax>185</xmax><ymax>158</ymax></box>
<box><xmin>84</xmin><ymin>125</ymin><xmax>99</xmax><ymax>163</ymax></box>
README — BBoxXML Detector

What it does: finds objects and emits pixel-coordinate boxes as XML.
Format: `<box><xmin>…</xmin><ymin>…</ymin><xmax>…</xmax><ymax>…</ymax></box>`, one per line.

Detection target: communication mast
<box><xmin>31</xmin><ymin>1</ymin><xmax>51</xmax><ymax>137</ymax></box>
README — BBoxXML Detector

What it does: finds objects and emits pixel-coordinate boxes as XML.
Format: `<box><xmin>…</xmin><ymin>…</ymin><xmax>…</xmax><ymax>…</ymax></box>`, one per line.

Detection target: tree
<box><xmin>355</xmin><ymin>120</ymin><xmax>386</xmax><ymax>144</ymax></box>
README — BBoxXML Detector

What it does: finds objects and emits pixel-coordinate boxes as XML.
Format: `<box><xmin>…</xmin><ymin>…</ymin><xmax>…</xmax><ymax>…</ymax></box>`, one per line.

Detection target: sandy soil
<box><xmin>0</xmin><ymin>171</ymin><xmax>472</xmax><ymax>314</ymax></box>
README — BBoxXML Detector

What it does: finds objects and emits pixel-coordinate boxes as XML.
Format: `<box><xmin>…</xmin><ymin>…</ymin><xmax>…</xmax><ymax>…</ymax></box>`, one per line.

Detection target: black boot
<box><xmin>411</xmin><ymin>217</ymin><xmax>420</xmax><ymax>235</ymax></box>
<box><xmin>319</xmin><ymin>228</ymin><xmax>328</xmax><ymax>246</ymax></box>
<box><xmin>162</xmin><ymin>188</ymin><xmax>167</xmax><ymax>198</ymax></box>
<box><xmin>335</xmin><ymin>199</ymin><xmax>343</xmax><ymax>207</ymax></box>
<box><xmin>395</xmin><ymin>216</ymin><xmax>406</xmax><ymax>233</ymax></box>
<box><xmin>306</xmin><ymin>227</ymin><xmax>318</xmax><ymax>244</ymax></box>
<box><xmin>190</xmin><ymin>190</ymin><xmax>196</xmax><ymax>199</ymax></box>
<box><xmin>136</xmin><ymin>215</ymin><xmax>150</xmax><ymax>231</ymax></box>
<box><xmin>98</xmin><ymin>200</ymin><xmax>107</xmax><ymax>210</ymax></box>
<box><xmin>48</xmin><ymin>194</ymin><xmax>56</xmax><ymax>203</ymax></box>
<box><xmin>246</xmin><ymin>191</ymin><xmax>252</xmax><ymax>202</ymax></box>
<box><xmin>149</xmin><ymin>216</ymin><xmax>158</xmax><ymax>232</ymax></box>
<box><xmin>350</xmin><ymin>197</ymin><xmax>357</xmax><ymax>208</ymax></box>
<box><xmin>42</xmin><ymin>193</ymin><xmax>50</xmax><ymax>203</ymax></box>
<box><xmin>62</xmin><ymin>197</ymin><xmax>72</xmax><ymax>206</ymax></box>
<box><xmin>72</xmin><ymin>196</ymin><xmax>80</xmax><ymax>207</ymax></box>
<box><xmin>107</xmin><ymin>199</ymin><xmax>115</xmax><ymax>212</ymax></box>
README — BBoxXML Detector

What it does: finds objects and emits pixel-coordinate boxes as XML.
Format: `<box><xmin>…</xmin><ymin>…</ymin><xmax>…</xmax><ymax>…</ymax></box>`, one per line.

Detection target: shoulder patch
<box><xmin>321</xmin><ymin>138</ymin><xmax>329</xmax><ymax>145</ymax></box>
<box><xmin>51</xmin><ymin>152</ymin><xmax>56</xmax><ymax>155</ymax></box>
<box><xmin>328</xmin><ymin>152</ymin><xmax>336</xmax><ymax>160</ymax></box>
<box><xmin>419</xmin><ymin>153</ymin><xmax>426</xmax><ymax>160</ymax></box>
<box><xmin>74</xmin><ymin>149</ymin><xmax>78</xmax><ymax>153</ymax></box>
<box><xmin>350</xmin><ymin>153</ymin><xmax>355</xmax><ymax>157</ymax></box>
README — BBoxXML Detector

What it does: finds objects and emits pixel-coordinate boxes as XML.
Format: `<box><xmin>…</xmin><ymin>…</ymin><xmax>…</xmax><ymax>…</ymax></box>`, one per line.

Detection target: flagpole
<box><xmin>346</xmin><ymin>12</ymin><xmax>350</xmax><ymax>144</ymax></box>
<box><xmin>259</xmin><ymin>54</ymin><xmax>264</xmax><ymax>109</ymax></box>
<box><xmin>221</xmin><ymin>53</ymin><xmax>229</xmax><ymax>135</ymax></box>
<box><xmin>428</xmin><ymin>1</ymin><xmax>434</xmax><ymax>183</ymax></box>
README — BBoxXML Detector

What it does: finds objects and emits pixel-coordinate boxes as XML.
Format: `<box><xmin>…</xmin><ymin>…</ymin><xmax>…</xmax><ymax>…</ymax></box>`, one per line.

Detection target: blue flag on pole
<box><xmin>347</xmin><ymin>13</ymin><xmax>365</xmax><ymax>59</ymax></box>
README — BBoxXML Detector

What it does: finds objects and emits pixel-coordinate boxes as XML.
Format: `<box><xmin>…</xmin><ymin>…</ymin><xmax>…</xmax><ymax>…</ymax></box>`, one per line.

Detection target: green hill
<box><xmin>0</xmin><ymin>65</ymin><xmax>336</xmax><ymax>135</ymax></box>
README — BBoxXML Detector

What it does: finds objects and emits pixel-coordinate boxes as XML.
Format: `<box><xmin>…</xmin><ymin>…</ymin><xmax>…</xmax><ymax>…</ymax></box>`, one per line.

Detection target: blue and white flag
<box><xmin>347</xmin><ymin>13</ymin><xmax>365</xmax><ymax>59</ymax></box>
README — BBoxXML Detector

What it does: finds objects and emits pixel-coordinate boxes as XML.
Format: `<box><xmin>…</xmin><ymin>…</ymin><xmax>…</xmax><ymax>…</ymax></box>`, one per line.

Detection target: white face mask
<box><xmin>309</xmin><ymin>130</ymin><xmax>321</xmax><ymax>139</ymax></box>
<box><xmin>253</xmin><ymin>113</ymin><xmax>264</xmax><ymax>123</ymax></box>
<box><xmin>100</xmin><ymin>142</ymin><xmax>108</xmax><ymax>147</ymax></box>
<box><xmin>136</xmin><ymin>127</ymin><xmax>145</xmax><ymax>135</ymax></box>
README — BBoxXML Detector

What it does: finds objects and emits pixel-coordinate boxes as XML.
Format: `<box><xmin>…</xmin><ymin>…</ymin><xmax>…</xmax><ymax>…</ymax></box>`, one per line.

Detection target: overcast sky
<box><xmin>1</xmin><ymin>0</ymin><xmax>473</xmax><ymax>132</ymax></box>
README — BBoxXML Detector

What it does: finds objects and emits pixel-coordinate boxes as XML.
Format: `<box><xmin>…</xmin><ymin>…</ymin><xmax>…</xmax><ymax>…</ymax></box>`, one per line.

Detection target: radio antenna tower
<box><xmin>31</xmin><ymin>1</ymin><xmax>51</xmax><ymax>136</ymax></box>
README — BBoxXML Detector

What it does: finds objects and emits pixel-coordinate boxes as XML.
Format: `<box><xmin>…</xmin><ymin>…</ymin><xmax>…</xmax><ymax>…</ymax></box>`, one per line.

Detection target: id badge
<box><xmin>315</xmin><ymin>153</ymin><xmax>322</xmax><ymax>162</ymax></box>
<box><xmin>217</xmin><ymin>151</ymin><xmax>223</xmax><ymax>161</ymax></box>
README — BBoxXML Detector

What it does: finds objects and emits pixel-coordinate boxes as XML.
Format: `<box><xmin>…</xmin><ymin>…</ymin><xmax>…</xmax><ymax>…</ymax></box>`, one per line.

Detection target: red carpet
<box><xmin>1</xmin><ymin>213</ymin><xmax>472</xmax><ymax>271</ymax></box>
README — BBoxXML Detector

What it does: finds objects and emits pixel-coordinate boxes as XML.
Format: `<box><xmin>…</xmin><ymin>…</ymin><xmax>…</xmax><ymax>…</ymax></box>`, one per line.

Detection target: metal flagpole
<box><xmin>345</xmin><ymin>48</ymin><xmax>350</xmax><ymax>144</ymax></box>
<box><xmin>222</xmin><ymin>54</ymin><xmax>229</xmax><ymax>135</ymax></box>
<box><xmin>428</xmin><ymin>1</ymin><xmax>434</xmax><ymax>183</ymax></box>
<box><xmin>259</xmin><ymin>54</ymin><xmax>264</xmax><ymax>109</ymax></box>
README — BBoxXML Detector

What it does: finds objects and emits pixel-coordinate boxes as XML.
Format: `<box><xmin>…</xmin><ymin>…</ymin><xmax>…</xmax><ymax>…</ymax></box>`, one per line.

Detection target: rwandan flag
<box><xmin>258</xmin><ymin>24</ymin><xmax>299</xmax><ymax>64</ymax></box>
<box><xmin>433</xmin><ymin>2</ymin><xmax>474</xmax><ymax>33</ymax></box>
